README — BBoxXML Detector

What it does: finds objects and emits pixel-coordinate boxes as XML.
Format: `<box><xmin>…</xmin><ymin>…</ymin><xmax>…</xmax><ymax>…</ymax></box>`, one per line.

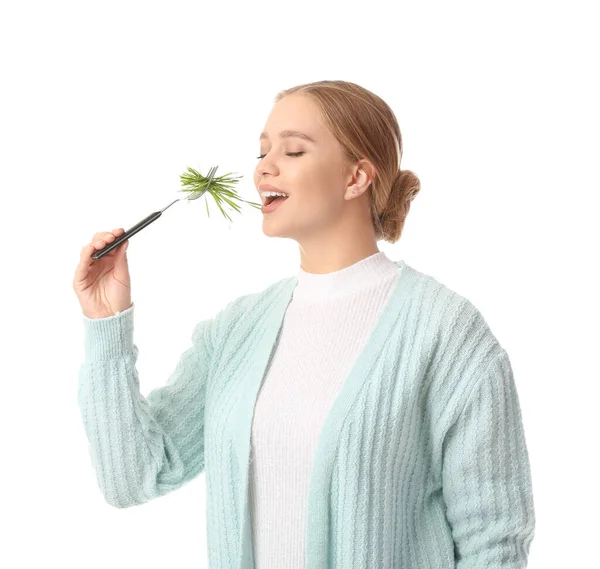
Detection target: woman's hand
<box><xmin>73</xmin><ymin>228</ymin><xmax>132</xmax><ymax>319</ymax></box>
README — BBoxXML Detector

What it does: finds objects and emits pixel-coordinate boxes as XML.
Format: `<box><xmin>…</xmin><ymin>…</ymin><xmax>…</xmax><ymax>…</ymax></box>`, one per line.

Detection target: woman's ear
<box><xmin>345</xmin><ymin>159</ymin><xmax>376</xmax><ymax>199</ymax></box>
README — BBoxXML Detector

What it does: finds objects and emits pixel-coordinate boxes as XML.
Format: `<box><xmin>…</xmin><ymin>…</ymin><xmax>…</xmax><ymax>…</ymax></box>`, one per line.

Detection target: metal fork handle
<box><xmin>91</xmin><ymin>165</ymin><xmax>219</xmax><ymax>261</ymax></box>
<box><xmin>91</xmin><ymin>211</ymin><xmax>163</xmax><ymax>260</ymax></box>
<box><xmin>160</xmin><ymin>198</ymin><xmax>180</xmax><ymax>214</ymax></box>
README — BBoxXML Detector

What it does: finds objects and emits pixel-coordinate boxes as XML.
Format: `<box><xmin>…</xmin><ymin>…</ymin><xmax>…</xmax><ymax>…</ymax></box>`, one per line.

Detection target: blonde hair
<box><xmin>274</xmin><ymin>80</ymin><xmax>421</xmax><ymax>244</ymax></box>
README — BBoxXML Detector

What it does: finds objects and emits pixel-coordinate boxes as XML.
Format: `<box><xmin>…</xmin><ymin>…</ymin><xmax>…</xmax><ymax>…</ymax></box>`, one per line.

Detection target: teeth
<box><xmin>260</xmin><ymin>190</ymin><xmax>289</xmax><ymax>204</ymax></box>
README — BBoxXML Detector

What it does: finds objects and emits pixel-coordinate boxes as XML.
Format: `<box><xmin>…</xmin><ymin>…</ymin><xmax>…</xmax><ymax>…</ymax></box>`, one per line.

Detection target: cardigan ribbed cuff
<box><xmin>82</xmin><ymin>302</ymin><xmax>135</xmax><ymax>361</ymax></box>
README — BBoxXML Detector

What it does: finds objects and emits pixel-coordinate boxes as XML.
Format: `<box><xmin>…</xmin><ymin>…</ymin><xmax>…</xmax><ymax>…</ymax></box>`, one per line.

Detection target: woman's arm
<box><xmin>441</xmin><ymin>349</ymin><xmax>536</xmax><ymax>568</ymax></box>
<box><xmin>77</xmin><ymin>303</ymin><xmax>215</xmax><ymax>508</ymax></box>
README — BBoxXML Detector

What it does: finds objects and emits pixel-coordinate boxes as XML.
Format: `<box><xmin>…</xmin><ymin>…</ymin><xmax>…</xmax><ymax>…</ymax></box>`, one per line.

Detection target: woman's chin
<box><xmin>262</xmin><ymin>223</ymin><xmax>283</xmax><ymax>237</ymax></box>
<box><xmin>261</xmin><ymin>218</ymin><xmax>293</xmax><ymax>239</ymax></box>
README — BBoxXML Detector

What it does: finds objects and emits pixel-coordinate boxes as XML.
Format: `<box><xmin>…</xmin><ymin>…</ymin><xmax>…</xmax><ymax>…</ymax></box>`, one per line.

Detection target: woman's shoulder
<box><xmin>217</xmin><ymin>275</ymin><xmax>294</xmax><ymax>315</ymax></box>
<box><xmin>209</xmin><ymin>274</ymin><xmax>295</xmax><ymax>336</ymax></box>
<box><xmin>401</xmin><ymin>260</ymin><xmax>504</xmax><ymax>355</ymax></box>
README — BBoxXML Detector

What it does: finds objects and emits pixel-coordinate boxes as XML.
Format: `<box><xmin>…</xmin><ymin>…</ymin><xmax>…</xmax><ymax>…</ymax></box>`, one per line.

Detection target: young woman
<box><xmin>74</xmin><ymin>80</ymin><xmax>535</xmax><ymax>569</ymax></box>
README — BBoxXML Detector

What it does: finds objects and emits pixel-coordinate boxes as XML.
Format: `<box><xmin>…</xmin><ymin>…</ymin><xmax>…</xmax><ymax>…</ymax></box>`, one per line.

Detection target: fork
<box><xmin>91</xmin><ymin>165</ymin><xmax>219</xmax><ymax>261</ymax></box>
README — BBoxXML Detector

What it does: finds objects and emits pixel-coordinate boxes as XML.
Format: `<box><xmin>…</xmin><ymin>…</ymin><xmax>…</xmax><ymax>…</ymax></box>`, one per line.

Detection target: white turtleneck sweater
<box><xmin>248</xmin><ymin>250</ymin><xmax>401</xmax><ymax>569</ymax></box>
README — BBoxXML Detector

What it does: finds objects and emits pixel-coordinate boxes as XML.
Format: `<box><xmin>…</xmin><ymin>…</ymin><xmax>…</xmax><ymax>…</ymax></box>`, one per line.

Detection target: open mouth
<box><xmin>264</xmin><ymin>195</ymin><xmax>289</xmax><ymax>206</ymax></box>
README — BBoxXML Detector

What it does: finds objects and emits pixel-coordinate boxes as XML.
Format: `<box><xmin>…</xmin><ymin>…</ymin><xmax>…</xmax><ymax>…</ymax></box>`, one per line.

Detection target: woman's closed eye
<box><xmin>256</xmin><ymin>152</ymin><xmax>305</xmax><ymax>159</ymax></box>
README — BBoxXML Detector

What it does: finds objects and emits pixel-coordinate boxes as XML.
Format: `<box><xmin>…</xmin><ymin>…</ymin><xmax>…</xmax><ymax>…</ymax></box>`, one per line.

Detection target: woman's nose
<box><xmin>256</xmin><ymin>157</ymin><xmax>278</xmax><ymax>176</ymax></box>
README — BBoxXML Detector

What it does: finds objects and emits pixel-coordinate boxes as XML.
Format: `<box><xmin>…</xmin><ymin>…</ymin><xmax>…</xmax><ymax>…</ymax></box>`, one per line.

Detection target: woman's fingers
<box><xmin>74</xmin><ymin>244</ymin><xmax>96</xmax><ymax>285</ymax></box>
<box><xmin>89</xmin><ymin>229</ymin><xmax>126</xmax><ymax>249</ymax></box>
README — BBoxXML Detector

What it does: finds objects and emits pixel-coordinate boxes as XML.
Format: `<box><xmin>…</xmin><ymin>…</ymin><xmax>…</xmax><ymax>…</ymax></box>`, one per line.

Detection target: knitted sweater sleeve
<box><xmin>441</xmin><ymin>348</ymin><xmax>536</xmax><ymax>568</ymax></box>
<box><xmin>77</xmin><ymin>302</ymin><xmax>215</xmax><ymax>508</ymax></box>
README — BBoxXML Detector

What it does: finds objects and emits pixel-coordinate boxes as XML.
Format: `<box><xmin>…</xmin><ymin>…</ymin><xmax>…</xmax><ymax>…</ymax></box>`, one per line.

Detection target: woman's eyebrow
<box><xmin>259</xmin><ymin>130</ymin><xmax>316</xmax><ymax>143</ymax></box>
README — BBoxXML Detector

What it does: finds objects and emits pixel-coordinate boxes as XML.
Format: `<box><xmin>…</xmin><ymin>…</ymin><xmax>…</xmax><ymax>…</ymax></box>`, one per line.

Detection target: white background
<box><xmin>1</xmin><ymin>0</ymin><xmax>597</xmax><ymax>567</ymax></box>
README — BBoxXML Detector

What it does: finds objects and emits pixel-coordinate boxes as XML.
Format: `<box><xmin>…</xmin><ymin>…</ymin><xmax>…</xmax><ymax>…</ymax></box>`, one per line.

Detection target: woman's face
<box><xmin>254</xmin><ymin>94</ymin><xmax>356</xmax><ymax>240</ymax></box>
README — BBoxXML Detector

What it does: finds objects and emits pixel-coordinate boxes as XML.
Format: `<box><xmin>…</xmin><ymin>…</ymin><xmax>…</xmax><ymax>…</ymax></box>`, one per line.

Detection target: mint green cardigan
<box><xmin>78</xmin><ymin>260</ymin><xmax>535</xmax><ymax>568</ymax></box>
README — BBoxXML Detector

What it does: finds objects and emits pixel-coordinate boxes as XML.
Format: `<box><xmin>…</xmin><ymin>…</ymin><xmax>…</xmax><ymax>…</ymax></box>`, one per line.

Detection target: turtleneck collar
<box><xmin>293</xmin><ymin>251</ymin><xmax>400</xmax><ymax>302</ymax></box>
